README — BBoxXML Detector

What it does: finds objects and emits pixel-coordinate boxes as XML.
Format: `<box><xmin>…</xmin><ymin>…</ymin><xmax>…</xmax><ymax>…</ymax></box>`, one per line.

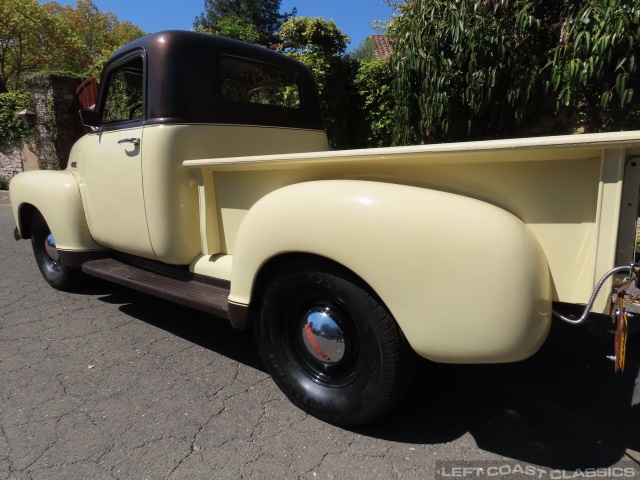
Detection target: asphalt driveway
<box><xmin>1</xmin><ymin>191</ymin><xmax>639</xmax><ymax>480</ymax></box>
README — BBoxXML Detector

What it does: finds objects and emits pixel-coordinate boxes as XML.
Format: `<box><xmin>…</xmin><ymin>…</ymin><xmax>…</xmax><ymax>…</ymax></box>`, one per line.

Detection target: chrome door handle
<box><xmin>118</xmin><ymin>137</ymin><xmax>140</xmax><ymax>146</ymax></box>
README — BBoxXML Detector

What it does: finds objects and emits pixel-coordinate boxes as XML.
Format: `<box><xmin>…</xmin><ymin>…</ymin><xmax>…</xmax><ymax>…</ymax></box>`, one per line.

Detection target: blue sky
<box><xmin>44</xmin><ymin>0</ymin><xmax>395</xmax><ymax>51</ymax></box>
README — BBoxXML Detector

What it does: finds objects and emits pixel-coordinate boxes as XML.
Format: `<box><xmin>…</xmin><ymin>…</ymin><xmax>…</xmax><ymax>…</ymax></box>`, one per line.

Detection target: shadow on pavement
<box><xmin>88</xmin><ymin>280</ymin><xmax>265</xmax><ymax>372</ymax></box>
<box><xmin>90</xmin><ymin>281</ymin><xmax>640</xmax><ymax>470</ymax></box>
<box><xmin>362</xmin><ymin>320</ymin><xmax>640</xmax><ymax>471</ymax></box>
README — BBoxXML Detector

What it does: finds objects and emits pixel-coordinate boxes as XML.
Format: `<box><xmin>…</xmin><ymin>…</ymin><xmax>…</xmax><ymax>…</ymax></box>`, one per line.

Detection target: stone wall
<box><xmin>0</xmin><ymin>145</ymin><xmax>22</xmax><ymax>181</ymax></box>
<box><xmin>0</xmin><ymin>145</ymin><xmax>38</xmax><ymax>185</ymax></box>
<box><xmin>26</xmin><ymin>74</ymin><xmax>84</xmax><ymax>170</ymax></box>
<box><xmin>0</xmin><ymin>145</ymin><xmax>38</xmax><ymax>188</ymax></box>
<box><xmin>0</xmin><ymin>74</ymin><xmax>85</xmax><ymax>183</ymax></box>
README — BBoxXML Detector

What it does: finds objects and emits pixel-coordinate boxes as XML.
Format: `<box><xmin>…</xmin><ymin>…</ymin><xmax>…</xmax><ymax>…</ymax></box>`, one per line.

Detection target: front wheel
<box><xmin>256</xmin><ymin>262</ymin><xmax>415</xmax><ymax>426</ymax></box>
<box><xmin>30</xmin><ymin>212</ymin><xmax>83</xmax><ymax>290</ymax></box>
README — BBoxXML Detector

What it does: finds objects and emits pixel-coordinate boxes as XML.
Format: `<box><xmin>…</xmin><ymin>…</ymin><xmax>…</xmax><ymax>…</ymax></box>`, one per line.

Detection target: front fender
<box><xmin>10</xmin><ymin>170</ymin><xmax>102</xmax><ymax>252</ymax></box>
<box><xmin>230</xmin><ymin>180</ymin><xmax>552</xmax><ymax>364</ymax></box>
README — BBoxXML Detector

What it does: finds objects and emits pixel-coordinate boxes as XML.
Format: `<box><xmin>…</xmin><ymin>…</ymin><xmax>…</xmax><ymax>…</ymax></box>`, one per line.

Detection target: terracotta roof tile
<box><xmin>371</xmin><ymin>34</ymin><xmax>393</xmax><ymax>59</ymax></box>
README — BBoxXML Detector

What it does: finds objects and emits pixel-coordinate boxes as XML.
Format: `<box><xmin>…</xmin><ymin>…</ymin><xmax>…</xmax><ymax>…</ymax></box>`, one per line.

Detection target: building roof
<box><xmin>371</xmin><ymin>34</ymin><xmax>393</xmax><ymax>59</ymax></box>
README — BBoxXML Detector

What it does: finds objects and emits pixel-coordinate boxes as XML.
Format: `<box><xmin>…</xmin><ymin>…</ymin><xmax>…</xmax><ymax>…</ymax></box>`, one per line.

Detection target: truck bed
<box><xmin>184</xmin><ymin>131</ymin><xmax>640</xmax><ymax>314</ymax></box>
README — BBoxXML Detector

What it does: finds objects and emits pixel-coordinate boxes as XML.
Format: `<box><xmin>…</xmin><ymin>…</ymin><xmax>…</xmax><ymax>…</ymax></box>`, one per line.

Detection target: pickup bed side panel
<box><xmin>10</xmin><ymin>170</ymin><xmax>103</xmax><ymax>252</ymax></box>
<box><xmin>230</xmin><ymin>180</ymin><xmax>552</xmax><ymax>364</ymax></box>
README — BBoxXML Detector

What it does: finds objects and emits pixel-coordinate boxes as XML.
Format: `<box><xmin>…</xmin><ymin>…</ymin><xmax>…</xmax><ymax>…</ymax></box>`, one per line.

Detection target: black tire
<box><xmin>256</xmin><ymin>262</ymin><xmax>415</xmax><ymax>426</ymax></box>
<box><xmin>30</xmin><ymin>211</ymin><xmax>83</xmax><ymax>290</ymax></box>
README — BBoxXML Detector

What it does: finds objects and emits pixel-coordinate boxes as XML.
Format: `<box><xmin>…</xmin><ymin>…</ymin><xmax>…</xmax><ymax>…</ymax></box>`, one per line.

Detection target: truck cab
<box><xmin>72</xmin><ymin>31</ymin><xmax>328</xmax><ymax>264</ymax></box>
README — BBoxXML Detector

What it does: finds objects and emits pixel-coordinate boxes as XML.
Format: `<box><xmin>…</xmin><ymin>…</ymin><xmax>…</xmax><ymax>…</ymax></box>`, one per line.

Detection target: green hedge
<box><xmin>355</xmin><ymin>58</ymin><xmax>394</xmax><ymax>148</ymax></box>
<box><xmin>0</xmin><ymin>90</ymin><xmax>32</xmax><ymax>147</ymax></box>
<box><xmin>388</xmin><ymin>0</ymin><xmax>640</xmax><ymax>145</ymax></box>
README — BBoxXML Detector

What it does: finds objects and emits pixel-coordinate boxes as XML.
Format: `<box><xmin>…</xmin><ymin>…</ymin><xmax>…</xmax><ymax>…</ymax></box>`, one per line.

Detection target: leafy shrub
<box><xmin>0</xmin><ymin>90</ymin><xmax>32</xmax><ymax>147</ymax></box>
<box><xmin>355</xmin><ymin>58</ymin><xmax>395</xmax><ymax>147</ymax></box>
<box><xmin>279</xmin><ymin>17</ymin><xmax>363</xmax><ymax>149</ymax></box>
<box><xmin>349</xmin><ymin>37</ymin><xmax>375</xmax><ymax>62</ymax></box>
<box><xmin>279</xmin><ymin>17</ymin><xmax>395</xmax><ymax>149</ymax></box>
<box><xmin>388</xmin><ymin>0</ymin><xmax>640</xmax><ymax>145</ymax></box>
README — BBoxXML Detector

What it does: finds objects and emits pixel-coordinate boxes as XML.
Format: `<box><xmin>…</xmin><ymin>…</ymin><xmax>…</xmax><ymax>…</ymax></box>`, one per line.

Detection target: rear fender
<box><xmin>10</xmin><ymin>170</ymin><xmax>102</xmax><ymax>252</ymax></box>
<box><xmin>230</xmin><ymin>180</ymin><xmax>552</xmax><ymax>364</ymax></box>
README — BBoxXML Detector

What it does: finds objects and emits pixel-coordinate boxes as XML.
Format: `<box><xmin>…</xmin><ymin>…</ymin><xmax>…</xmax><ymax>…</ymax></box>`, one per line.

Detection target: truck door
<box><xmin>82</xmin><ymin>53</ymin><xmax>155</xmax><ymax>259</ymax></box>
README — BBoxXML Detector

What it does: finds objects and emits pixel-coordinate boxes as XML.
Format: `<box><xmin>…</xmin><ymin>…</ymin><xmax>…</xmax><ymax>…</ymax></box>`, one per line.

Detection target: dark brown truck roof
<box><xmin>101</xmin><ymin>30</ymin><xmax>323</xmax><ymax>130</ymax></box>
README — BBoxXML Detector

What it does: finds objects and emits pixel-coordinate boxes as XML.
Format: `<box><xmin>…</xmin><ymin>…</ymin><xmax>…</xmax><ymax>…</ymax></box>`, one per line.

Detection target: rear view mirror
<box><xmin>79</xmin><ymin>110</ymin><xmax>101</xmax><ymax>131</ymax></box>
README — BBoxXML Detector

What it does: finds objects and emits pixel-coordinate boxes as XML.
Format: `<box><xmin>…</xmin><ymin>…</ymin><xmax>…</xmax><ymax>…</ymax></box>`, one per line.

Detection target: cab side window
<box><xmin>102</xmin><ymin>56</ymin><xmax>144</xmax><ymax>124</ymax></box>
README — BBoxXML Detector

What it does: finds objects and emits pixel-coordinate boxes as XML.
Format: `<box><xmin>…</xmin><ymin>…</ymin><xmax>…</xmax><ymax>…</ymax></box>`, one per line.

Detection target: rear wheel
<box><xmin>30</xmin><ymin>212</ymin><xmax>83</xmax><ymax>290</ymax></box>
<box><xmin>256</xmin><ymin>262</ymin><xmax>415</xmax><ymax>426</ymax></box>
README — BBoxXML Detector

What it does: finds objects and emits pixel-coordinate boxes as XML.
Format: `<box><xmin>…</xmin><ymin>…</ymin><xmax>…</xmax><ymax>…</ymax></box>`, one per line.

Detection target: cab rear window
<box><xmin>218</xmin><ymin>57</ymin><xmax>300</xmax><ymax>109</ymax></box>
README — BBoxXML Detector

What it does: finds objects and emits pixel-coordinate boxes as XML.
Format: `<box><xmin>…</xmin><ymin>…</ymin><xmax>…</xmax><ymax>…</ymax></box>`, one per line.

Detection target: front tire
<box><xmin>256</xmin><ymin>262</ymin><xmax>415</xmax><ymax>426</ymax></box>
<box><xmin>30</xmin><ymin>212</ymin><xmax>83</xmax><ymax>290</ymax></box>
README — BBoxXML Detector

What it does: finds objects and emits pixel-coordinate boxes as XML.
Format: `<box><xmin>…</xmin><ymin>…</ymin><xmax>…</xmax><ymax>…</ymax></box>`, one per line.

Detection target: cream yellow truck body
<box><xmin>10</xmin><ymin>31</ymin><xmax>640</xmax><ymax>425</ymax></box>
<box><xmin>183</xmin><ymin>131</ymin><xmax>640</xmax><ymax>363</ymax></box>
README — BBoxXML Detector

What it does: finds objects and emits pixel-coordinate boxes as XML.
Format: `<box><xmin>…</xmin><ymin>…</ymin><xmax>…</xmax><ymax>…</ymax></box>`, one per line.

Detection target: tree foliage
<box><xmin>279</xmin><ymin>17</ymin><xmax>365</xmax><ymax>149</ymax></box>
<box><xmin>279</xmin><ymin>16</ymin><xmax>349</xmax><ymax>56</ymax></box>
<box><xmin>349</xmin><ymin>37</ymin><xmax>376</xmax><ymax>62</ymax></box>
<box><xmin>548</xmin><ymin>0</ymin><xmax>640</xmax><ymax>131</ymax></box>
<box><xmin>388</xmin><ymin>0</ymin><xmax>640</xmax><ymax>145</ymax></box>
<box><xmin>0</xmin><ymin>0</ymin><xmax>145</xmax><ymax>92</ymax></box>
<box><xmin>44</xmin><ymin>0</ymin><xmax>147</xmax><ymax>76</ymax></box>
<box><xmin>194</xmin><ymin>0</ymin><xmax>295</xmax><ymax>43</ymax></box>
<box><xmin>0</xmin><ymin>0</ymin><xmax>84</xmax><ymax>92</ymax></box>
<box><xmin>355</xmin><ymin>58</ymin><xmax>395</xmax><ymax>147</ymax></box>
<box><xmin>204</xmin><ymin>14</ymin><xmax>261</xmax><ymax>42</ymax></box>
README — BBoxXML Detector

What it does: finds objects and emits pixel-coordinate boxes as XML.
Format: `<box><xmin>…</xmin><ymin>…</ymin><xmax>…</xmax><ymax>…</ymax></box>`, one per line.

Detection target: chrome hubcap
<box><xmin>300</xmin><ymin>306</ymin><xmax>345</xmax><ymax>364</ymax></box>
<box><xmin>44</xmin><ymin>233</ymin><xmax>60</xmax><ymax>262</ymax></box>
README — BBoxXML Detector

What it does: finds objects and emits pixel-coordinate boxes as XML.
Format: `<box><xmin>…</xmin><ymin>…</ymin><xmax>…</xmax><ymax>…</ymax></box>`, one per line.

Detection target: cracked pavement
<box><xmin>1</xmin><ymin>192</ymin><xmax>640</xmax><ymax>479</ymax></box>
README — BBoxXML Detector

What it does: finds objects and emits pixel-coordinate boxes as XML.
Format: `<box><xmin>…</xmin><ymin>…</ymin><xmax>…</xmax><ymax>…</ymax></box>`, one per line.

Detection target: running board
<box><xmin>82</xmin><ymin>258</ymin><xmax>231</xmax><ymax>319</ymax></box>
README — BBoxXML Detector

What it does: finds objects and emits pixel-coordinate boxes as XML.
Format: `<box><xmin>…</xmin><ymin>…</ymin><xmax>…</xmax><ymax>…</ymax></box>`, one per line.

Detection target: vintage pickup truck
<box><xmin>9</xmin><ymin>31</ymin><xmax>640</xmax><ymax>425</ymax></box>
